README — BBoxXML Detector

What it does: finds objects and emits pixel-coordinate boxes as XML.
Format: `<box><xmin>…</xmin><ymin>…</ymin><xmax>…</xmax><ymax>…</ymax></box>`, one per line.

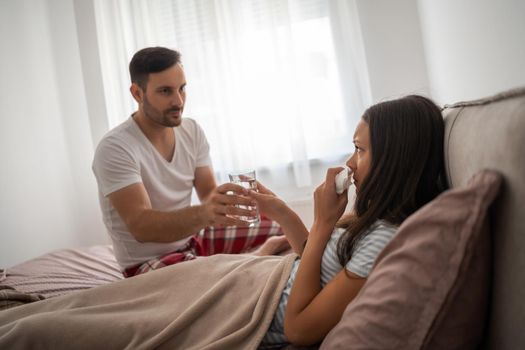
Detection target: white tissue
<box><xmin>335</xmin><ymin>166</ymin><xmax>352</xmax><ymax>194</ymax></box>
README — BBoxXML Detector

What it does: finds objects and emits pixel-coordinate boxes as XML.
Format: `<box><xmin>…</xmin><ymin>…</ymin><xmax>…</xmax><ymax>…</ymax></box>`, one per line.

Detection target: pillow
<box><xmin>320</xmin><ymin>170</ymin><xmax>502</xmax><ymax>350</ymax></box>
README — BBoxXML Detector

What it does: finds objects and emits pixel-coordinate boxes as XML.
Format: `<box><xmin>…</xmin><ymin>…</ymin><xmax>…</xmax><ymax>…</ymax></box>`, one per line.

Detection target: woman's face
<box><xmin>346</xmin><ymin>119</ymin><xmax>371</xmax><ymax>191</ymax></box>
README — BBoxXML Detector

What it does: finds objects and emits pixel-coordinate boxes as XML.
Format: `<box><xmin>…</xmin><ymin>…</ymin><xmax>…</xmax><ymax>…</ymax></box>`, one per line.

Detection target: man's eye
<box><xmin>160</xmin><ymin>88</ymin><xmax>171</xmax><ymax>95</ymax></box>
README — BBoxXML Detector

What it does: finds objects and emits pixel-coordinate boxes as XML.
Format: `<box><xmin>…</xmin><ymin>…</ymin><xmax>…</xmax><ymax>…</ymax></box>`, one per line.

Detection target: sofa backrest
<box><xmin>442</xmin><ymin>87</ymin><xmax>525</xmax><ymax>350</ymax></box>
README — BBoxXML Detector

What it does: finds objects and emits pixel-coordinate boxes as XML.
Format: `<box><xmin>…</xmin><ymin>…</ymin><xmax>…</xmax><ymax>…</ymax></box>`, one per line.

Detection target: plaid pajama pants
<box><xmin>123</xmin><ymin>218</ymin><xmax>282</xmax><ymax>277</ymax></box>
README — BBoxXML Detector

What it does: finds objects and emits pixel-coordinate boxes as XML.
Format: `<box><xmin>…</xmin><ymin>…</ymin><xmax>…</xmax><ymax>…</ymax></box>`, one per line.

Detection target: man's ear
<box><xmin>130</xmin><ymin>83</ymin><xmax>144</xmax><ymax>103</ymax></box>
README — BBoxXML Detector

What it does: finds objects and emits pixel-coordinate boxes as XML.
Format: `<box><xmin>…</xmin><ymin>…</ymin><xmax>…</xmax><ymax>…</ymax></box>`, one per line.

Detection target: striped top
<box><xmin>261</xmin><ymin>220</ymin><xmax>398</xmax><ymax>346</ymax></box>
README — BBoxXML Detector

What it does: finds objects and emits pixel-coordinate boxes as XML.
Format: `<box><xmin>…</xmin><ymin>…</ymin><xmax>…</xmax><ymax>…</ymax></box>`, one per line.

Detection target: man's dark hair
<box><xmin>336</xmin><ymin>95</ymin><xmax>447</xmax><ymax>266</ymax></box>
<box><xmin>129</xmin><ymin>47</ymin><xmax>181</xmax><ymax>90</ymax></box>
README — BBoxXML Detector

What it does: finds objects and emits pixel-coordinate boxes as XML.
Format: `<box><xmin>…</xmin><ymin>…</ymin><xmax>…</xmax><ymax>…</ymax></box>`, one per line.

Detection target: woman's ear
<box><xmin>130</xmin><ymin>83</ymin><xmax>144</xmax><ymax>103</ymax></box>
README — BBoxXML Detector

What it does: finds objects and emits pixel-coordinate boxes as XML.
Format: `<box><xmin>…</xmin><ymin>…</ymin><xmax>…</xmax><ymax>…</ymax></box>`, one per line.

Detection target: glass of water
<box><xmin>228</xmin><ymin>169</ymin><xmax>260</xmax><ymax>225</ymax></box>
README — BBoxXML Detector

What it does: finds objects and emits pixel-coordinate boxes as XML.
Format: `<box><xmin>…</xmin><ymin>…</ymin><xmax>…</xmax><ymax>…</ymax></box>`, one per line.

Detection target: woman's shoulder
<box><xmin>357</xmin><ymin>220</ymin><xmax>398</xmax><ymax>246</ymax></box>
<box><xmin>344</xmin><ymin>220</ymin><xmax>398</xmax><ymax>277</ymax></box>
<box><xmin>369</xmin><ymin>219</ymin><xmax>398</xmax><ymax>234</ymax></box>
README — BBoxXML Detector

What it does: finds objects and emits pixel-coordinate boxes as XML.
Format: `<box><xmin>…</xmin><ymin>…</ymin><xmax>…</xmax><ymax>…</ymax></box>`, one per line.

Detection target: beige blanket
<box><xmin>0</xmin><ymin>253</ymin><xmax>296</xmax><ymax>350</ymax></box>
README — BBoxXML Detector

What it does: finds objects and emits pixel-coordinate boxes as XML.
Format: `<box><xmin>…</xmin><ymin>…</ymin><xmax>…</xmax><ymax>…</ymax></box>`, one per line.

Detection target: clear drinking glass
<box><xmin>228</xmin><ymin>169</ymin><xmax>260</xmax><ymax>225</ymax></box>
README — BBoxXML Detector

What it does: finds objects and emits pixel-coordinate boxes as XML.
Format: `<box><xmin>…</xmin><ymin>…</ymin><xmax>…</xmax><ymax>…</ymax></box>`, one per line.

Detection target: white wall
<box><xmin>356</xmin><ymin>0</ymin><xmax>430</xmax><ymax>102</ymax></box>
<box><xmin>418</xmin><ymin>0</ymin><xmax>525</xmax><ymax>104</ymax></box>
<box><xmin>0</xmin><ymin>0</ymin><xmax>107</xmax><ymax>267</ymax></box>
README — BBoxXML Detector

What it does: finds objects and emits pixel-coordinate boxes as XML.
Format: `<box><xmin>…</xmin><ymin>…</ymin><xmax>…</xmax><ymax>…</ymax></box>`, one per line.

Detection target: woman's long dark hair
<box><xmin>336</xmin><ymin>95</ymin><xmax>447</xmax><ymax>266</ymax></box>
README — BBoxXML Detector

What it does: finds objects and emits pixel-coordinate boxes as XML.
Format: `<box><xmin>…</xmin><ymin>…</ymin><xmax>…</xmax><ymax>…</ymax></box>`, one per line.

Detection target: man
<box><xmin>92</xmin><ymin>47</ymin><xmax>287</xmax><ymax>277</ymax></box>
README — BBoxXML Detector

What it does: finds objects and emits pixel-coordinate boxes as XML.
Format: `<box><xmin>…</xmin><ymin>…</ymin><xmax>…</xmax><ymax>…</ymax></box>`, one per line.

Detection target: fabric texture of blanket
<box><xmin>0</xmin><ymin>253</ymin><xmax>296</xmax><ymax>350</ymax></box>
<box><xmin>0</xmin><ymin>285</ymin><xmax>45</xmax><ymax>311</ymax></box>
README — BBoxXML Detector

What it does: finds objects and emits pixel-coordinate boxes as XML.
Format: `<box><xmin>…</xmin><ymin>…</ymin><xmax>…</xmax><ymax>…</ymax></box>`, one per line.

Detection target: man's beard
<box><xmin>143</xmin><ymin>96</ymin><xmax>183</xmax><ymax>127</ymax></box>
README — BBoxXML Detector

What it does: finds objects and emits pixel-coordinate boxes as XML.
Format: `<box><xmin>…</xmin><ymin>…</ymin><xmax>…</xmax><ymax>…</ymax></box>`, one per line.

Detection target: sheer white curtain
<box><xmin>94</xmin><ymin>0</ymin><xmax>370</xmax><ymax>192</ymax></box>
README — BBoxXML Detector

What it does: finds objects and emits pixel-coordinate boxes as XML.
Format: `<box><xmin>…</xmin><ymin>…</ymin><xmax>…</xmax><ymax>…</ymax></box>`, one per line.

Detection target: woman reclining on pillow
<box><xmin>255</xmin><ymin>94</ymin><xmax>447</xmax><ymax>347</ymax></box>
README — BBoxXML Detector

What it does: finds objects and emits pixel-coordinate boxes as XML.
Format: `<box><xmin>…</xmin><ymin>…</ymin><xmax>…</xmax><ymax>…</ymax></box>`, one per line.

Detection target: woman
<box><xmin>252</xmin><ymin>95</ymin><xmax>446</xmax><ymax>347</ymax></box>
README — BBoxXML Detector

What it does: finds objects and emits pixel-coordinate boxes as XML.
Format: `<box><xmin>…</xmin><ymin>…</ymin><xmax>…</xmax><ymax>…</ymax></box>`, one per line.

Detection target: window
<box><xmin>95</xmin><ymin>0</ymin><xmax>370</xmax><ymax>191</ymax></box>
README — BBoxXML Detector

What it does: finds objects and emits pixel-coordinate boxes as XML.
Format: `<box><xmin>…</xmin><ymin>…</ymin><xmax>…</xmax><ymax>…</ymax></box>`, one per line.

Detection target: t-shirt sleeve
<box><xmin>92</xmin><ymin>138</ymin><xmax>142</xmax><ymax>197</ymax></box>
<box><xmin>345</xmin><ymin>224</ymin><xmax>397</xmax><ymax>278</ymax></box>
<box><xmin>193</xmin><ymin>120</ymin><xmax>212</xmax><ymax>168</ymax></box>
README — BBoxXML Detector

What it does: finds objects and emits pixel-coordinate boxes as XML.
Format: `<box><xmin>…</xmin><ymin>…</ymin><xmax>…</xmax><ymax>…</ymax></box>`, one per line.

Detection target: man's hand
<box><xmin>199</xmin><ymin>182</ymin><xmax>257</xmax><ymax>227</ymax></box>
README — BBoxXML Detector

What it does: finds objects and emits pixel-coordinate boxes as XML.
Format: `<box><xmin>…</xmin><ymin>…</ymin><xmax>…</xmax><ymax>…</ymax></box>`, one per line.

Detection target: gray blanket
<box><xmin>0</xmin><ymin>253</ymin><xmax>296</xmax><ymax>349</ymax></box>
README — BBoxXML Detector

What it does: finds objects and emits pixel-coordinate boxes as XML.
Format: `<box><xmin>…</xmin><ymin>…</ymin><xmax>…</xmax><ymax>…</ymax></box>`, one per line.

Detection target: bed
<box><xmin>1</xmin><ymin>245</ymin><xmax>122</xmax><ymax>305</ymax></box>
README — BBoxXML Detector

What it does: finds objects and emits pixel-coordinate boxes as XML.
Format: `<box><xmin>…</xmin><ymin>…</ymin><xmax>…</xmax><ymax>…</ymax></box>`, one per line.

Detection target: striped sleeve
<box><xmin>345</xmin><ymin>223</ymin><xmax>397</xmax><ymax>277</ymax></box>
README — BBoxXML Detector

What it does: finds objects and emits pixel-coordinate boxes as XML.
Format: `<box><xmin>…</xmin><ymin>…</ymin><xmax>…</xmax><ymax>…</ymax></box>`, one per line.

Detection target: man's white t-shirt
<box><xmin>92</xmin><ymin>116</ymin><xmax>212</xmax><ymax>270</ymax></box>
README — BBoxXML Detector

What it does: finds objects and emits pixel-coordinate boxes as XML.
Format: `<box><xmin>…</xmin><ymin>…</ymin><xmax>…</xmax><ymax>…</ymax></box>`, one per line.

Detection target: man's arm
<box><xmin>109</xmin><ymin>181</ymin><xmax>256</xmax><ymax>243</ymax></box>
<box><xmin>193</xmin><ymin>166</ymin><xmax>217</xmax><ymax>202</ymax></box>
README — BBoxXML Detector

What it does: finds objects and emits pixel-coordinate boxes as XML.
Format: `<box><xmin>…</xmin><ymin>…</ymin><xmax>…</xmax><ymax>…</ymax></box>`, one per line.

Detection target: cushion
<box><xmin>442</xmin><ymin>87</ymin><xmax>525</xmax><ymax>349</ymax></box>
<box><xmin>320</xmin><ymin>170</ymin><xmax>502</xmax><ymax>350</ymax></box>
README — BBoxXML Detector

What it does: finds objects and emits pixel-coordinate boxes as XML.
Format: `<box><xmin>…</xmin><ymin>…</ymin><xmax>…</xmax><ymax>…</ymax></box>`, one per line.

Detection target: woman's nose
<box><xmin>346</xmin><ymin>153</ymin><xmax>355</xmax><ymax>170</ymax></box>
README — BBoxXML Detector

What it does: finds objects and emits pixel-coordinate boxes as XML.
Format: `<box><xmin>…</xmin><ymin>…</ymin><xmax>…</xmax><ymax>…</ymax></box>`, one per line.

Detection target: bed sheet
<box><xmin>0</xmin><ymin>245</ymin><xmax>123</xmax><ymax>299</ymax></box>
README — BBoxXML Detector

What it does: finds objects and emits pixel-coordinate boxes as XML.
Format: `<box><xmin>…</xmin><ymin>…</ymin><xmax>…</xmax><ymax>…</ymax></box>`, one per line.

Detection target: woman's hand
<box><xmin>248</xmin><ymin>182</ymin><xmax>287</xmax><ymax>222</ymax></box>
<box><xmin>255</xmin><ymin>181</ymin><xmax>276</xmax><ymax>196</ymax></box>
<box><xmin>249</xmin><ymin>183</ymin><xmax>308</xmax><ymax>255</ymax></box>
<box><xmin>312</xmin><ymin>167</ymin><xmax>349</xmax><ymax>233</ymax></box>
<box><xmin>250</xmin><ymin>181</ymin><xmax>309</xmax><ymax>255</ymax></box>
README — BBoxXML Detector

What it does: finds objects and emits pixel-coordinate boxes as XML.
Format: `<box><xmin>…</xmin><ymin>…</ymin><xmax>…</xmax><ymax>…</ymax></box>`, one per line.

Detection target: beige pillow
<box><xmin>320</xmin><ymin>170</ymin><xmax>502</xmax><ymax>350</ymax></box>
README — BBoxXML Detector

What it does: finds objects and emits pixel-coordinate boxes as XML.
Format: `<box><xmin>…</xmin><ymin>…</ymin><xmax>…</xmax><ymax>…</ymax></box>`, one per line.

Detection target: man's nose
<box><xmin>172</xmin><ymin>92</ymin><xmax>184</xmax><ymax>107</ymax></box>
